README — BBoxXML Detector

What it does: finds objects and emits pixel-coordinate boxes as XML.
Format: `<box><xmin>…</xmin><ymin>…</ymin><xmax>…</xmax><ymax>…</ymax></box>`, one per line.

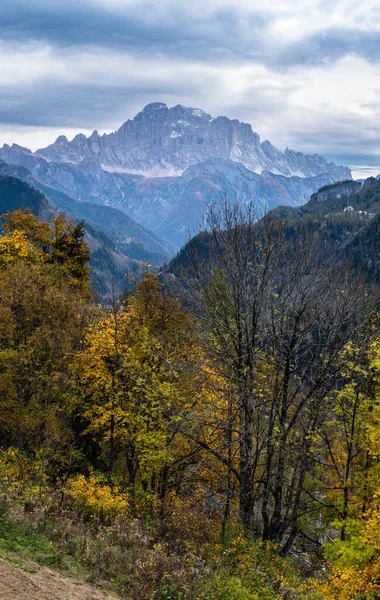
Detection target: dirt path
<box><xmin>0</xmin><ymin>558</ymin><xmax>117</xmax><ymax>600</ymax></box>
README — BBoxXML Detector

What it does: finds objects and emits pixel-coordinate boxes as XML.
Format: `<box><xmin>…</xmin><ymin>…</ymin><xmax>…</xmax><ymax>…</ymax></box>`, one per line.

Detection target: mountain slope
<box><xmin>36</xmin><ymin>184</ymin><xmax>175</xmax><ymax>262</ymax></box>
<box><xmin>0</xmin><ymin>173</ymin><xmax>159</xmax><ymax>299</ymax></box>
<box><xmin>0</xmin><ymin>150</ymin><xmax>341</xmax><ymax>247</ymax></box>
<box><xmin>0</xmin><ymin>174</ymin><xmax>53</xmax><ymax>219</ymax></box>
<box><xmin>0</xmin><ymin>160</ymin><xmax>175</xmax><ymax>261</ymax></box>
<box><xmin>0</xmin><ymin>558</ymin><xmax>114</xmax><ymax>600</ymax></box>
<box><xmin>121</xmin><ymin>159</ymin><xmax>339</xmax><ymax>246</ymax></box>
<box><xmin>345</xmin><ymin>212</ymin><xmax>380</xmax><ymax>283</ymax></box>
<box><xmin>165</xmin><ymin>176</ymin><xmax>380</xmax><ymax>285</ymax></box>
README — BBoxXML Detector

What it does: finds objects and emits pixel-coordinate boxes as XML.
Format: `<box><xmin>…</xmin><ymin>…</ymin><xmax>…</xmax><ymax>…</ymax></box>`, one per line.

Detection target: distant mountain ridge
<box><xmin>0</xmin><ymin>149</ymin><xmax>340</xmax><ymax>247</ymax></box>
<box><xmin>0</xmin><ymin>103</ymin><xmax>352</xmax><ymax>247</ymax></box>
<box><xmin>31</xmin><ymin>102</ymin><xmax>350</xmax><ymax>180</ymax></box>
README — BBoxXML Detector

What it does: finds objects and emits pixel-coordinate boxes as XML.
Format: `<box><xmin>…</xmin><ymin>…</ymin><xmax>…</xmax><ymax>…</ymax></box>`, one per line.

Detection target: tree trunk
<box><xmin>239</xmin><ymin>395</ymin><xmax>255</xmax><ymax>534</ymax></box>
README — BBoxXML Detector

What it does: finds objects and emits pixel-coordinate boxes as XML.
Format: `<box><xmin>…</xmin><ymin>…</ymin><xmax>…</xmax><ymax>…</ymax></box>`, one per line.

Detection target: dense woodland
<box><xmin>0</xmin><ymin>201</ymin><xmax>380</xmax><ymax>599</ymax></box>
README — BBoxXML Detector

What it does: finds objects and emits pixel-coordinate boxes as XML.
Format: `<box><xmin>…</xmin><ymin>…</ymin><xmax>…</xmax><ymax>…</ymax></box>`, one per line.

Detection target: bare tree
<box><xmin>171</xmin><ymin>199</ymin><xmax>375</xmax><ymax>552</ymax></box>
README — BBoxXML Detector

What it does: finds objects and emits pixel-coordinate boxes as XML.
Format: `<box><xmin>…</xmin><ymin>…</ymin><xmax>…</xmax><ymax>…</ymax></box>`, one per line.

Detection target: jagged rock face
<box><xmin>310</xmin><ymin>180</ymin><xmax>362</xmax><ymax>203</ymax></box>
<box><xmin>362</xmin><ymin>176</ymin><xmax>379</xmax><ymax>189</ymax></box>
<box><xmin>34</xmin><ymin>103</ymin><xmax>351</xmax><ymax>180</ymax></box>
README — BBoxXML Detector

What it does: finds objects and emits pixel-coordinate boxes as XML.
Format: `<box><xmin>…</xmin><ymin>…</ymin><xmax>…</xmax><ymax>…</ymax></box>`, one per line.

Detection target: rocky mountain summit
<box><xmin>33</xmin><ymin>103</ymin><xmax>350</xmax><ymax>180</ymax></box>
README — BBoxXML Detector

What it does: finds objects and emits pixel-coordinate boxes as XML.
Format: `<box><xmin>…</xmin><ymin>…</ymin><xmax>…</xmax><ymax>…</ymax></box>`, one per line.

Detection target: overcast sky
<box><xmin>1</xmin><ymin>0</ymin><xmax>380</xmax><ymax>177</ymax></box>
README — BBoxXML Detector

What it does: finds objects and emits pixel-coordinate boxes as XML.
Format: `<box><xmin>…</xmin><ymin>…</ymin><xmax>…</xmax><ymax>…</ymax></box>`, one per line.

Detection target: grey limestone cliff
<box><xmin>34</xmin><ymin>103</ymin><xmax>350</xmax><ymax>180</ymax></box>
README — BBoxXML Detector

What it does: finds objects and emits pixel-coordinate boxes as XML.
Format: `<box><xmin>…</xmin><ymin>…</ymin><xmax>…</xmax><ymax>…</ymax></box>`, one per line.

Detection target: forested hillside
<box><xmin>0</xmin><ymin>200</ymin><xmax>379</xmax><ymax>599</ymax></box>
<box><xmin>166</xmin><ymin>176</ymin><xmax>380</xmax><ymax>286</ymax></box>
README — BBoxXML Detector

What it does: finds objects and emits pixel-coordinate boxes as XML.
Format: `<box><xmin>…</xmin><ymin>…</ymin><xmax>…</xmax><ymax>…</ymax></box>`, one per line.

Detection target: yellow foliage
<box><xmin>63</xmin><ymin>472</ymin><xmax>129</xmax><ymax>518</ymax></box>
<box><xmin>317</xmin><ymin>336</ymin><xmax>380</xmax><ymax>598</ymax></box>
<box><xmin>0</xmin><ymin>447</ymin><xmax>47</xmax><ymax>502</ymax></box>
<box><xmin>0</xmin><ymin>230</ymin><xmax>43</xmax><ymax>266</ymax></box>
<box><xmin>0</xmin><ymin>209</ymin><xmax>90</xmax><ymax>292</ymax></box>
<box><xmin>73</xmin><ymin>276</ymin><xmax>222</xmax><ymax>492</ymax></box>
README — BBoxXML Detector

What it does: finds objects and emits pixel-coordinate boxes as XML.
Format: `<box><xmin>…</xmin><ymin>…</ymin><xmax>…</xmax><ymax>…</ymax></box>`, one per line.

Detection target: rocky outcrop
<box><xmin>362</xmin><ymin>176</ymin><xmax>379</xmax><ymax>189</ymax></box>
<box><xmin>310</xmin><ymin>176</ymin><xmax>380</xmax><ymax>205</ymax></box>
<box><xmin>310</xmin><ymin>180</ymin><xmax>362</xmax><ymax>203</ymax></box>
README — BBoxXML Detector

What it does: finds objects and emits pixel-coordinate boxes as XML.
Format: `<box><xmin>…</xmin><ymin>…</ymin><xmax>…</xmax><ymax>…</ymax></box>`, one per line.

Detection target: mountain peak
<box><xmin>172</xmin><ymin>104</ymin><xmax>210</xmax><ymax>118</ymax></box>
<box><xmin>9</xmin><ymin>144</ymin><xmax>32</xmax><ymax>154</ymax></box>
<box><xmin>142</xmin><ymin>102</ymin><xmax>168</xmax><ymax>112</ymax></box>
<box><xmin>55</xmin><ymin>135</ymin><xmax>68</xmax><ymax>144</ymax></box>
<box><xmin>29</xmin><ymin>102</ymin><xmax>350</xmax><ymax>181</ymax></box>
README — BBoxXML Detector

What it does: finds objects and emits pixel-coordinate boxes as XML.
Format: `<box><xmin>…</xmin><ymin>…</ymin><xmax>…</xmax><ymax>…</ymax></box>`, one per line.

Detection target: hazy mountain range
<box><xmin>0</xmin><ymin>103</ymin><xmax>351</xmax><ymax>248</ymax></box>
<box><xmin>1</xmin><ymin>164</ymin><xmax>379</xmax><ymax>300</ymax></box>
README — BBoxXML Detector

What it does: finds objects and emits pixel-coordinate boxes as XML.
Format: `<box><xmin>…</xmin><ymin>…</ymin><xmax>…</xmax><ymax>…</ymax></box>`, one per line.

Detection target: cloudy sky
<box><xmin>1</xmin><ymin>0</ymin><xmax>380</xmax><ymax>177</ymax></box>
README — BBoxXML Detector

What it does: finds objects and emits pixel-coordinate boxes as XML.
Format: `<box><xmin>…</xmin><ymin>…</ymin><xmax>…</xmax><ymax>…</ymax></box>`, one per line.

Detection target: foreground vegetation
<box><xmin>0</xmin><ymin>207</ymin><xmax>379</xmax><ymax>598</ymax></box>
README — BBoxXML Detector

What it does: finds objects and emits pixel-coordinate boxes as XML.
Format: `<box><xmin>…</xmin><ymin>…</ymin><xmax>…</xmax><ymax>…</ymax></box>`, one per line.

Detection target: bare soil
<box><xmin>0</xmin><ymin>558</ymin><xmax>116</xmax><ymax>600</ymax></box>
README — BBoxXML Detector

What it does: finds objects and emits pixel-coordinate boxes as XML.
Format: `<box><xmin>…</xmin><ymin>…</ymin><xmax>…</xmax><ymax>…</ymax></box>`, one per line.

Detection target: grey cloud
<box><xmin>278</xmin><ymin>29</ymin><xmax>380</xmax><ymax>67</ymax></box>
<box><xmin>0</xmin><ymin>77</ymin><xmax>209</xmax><ymax>129</ymax></box>
<box><xmin>1</xmin><ymin>0</ymin><xmax>380</xmax><ymax>168</ymax></box>
<box><xmin>325</xmin><ymin>154</ymin><xmax>380</xmax><ymax>166</ymax></box>
<box><xmin>2</xmin><ymin>0</ymin><xmax>380</xmax><ymax>68</ymax></box>
<box><xmin>283</xmin><ymin>117</ymin><xmax>380</xmax><ymax>162</ymax></box>
<box><xmin>0</xmin><ymin>1</ymin><xmax>266</xmax><ymax>62</ymax></box>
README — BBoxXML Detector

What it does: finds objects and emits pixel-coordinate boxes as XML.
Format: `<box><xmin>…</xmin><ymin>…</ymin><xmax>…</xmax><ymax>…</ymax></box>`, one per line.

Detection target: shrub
<box><xmin>63</xmin><ymin>471</ymin><xmax>128</xmax><ymax>519</ymax></box>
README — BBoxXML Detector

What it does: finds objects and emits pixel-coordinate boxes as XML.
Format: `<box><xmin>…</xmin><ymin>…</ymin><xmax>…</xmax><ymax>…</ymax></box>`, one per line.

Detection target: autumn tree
<box><xmin>73</xmin><ymin>274</ymin><xmax>217</xmax><ymax>501</ymax></box>
<box><xmin>0</xmin><ymin>210</ymin><xmax>93</xmax><ymax>483</ymax></box>
<box><xmin>316</xmin><ymin>337</ymin><xmax>380</xmax><ymax>599</ymax></box>
<box><xmin>1</xmin><ymin>208</ymin><xmax>90</xmax><ymax>292</ymax></box>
